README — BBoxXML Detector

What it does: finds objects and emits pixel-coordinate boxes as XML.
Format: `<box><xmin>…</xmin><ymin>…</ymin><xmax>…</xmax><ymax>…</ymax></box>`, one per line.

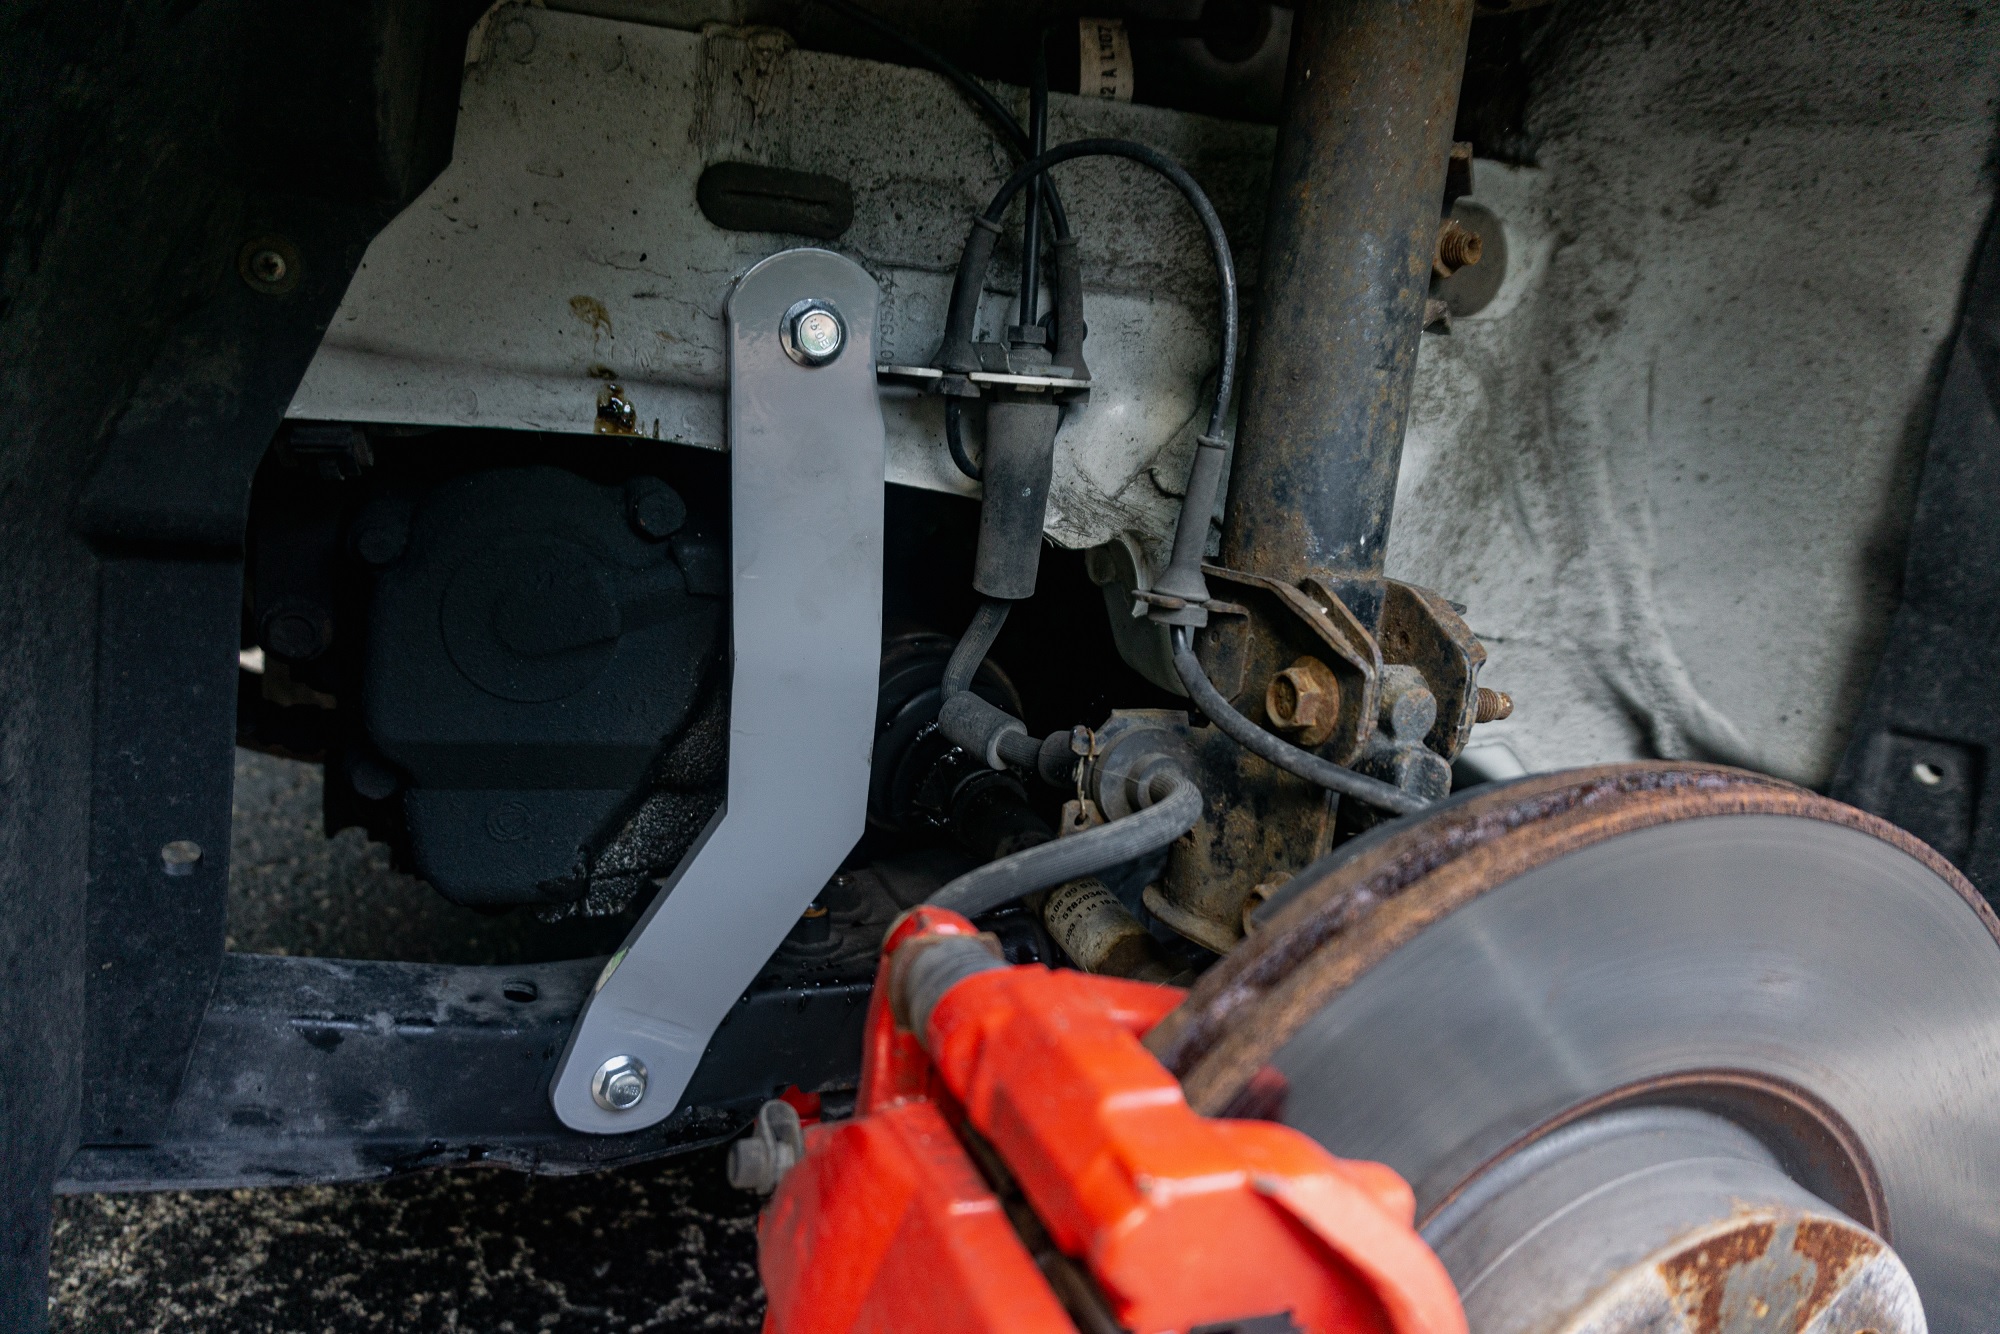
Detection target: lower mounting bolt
<box><xmin>592</xmin><ymin>1054</ymin><xmax>649</xmax><ymax>1111</ymax></box>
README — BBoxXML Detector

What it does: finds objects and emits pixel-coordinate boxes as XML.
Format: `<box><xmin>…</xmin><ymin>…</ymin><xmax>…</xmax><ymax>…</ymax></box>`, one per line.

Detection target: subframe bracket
<box><xmin>550</xmin><ymin>249</ymin><xmax>886</xmax><ymax>1132</ymax></box>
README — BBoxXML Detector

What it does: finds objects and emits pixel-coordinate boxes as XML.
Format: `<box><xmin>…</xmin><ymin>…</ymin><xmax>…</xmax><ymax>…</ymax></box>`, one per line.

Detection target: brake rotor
<box><xmin>1147</xmin><ymin>763</ymin><xmax>2000</xmax><ymax>1333</ymax></box>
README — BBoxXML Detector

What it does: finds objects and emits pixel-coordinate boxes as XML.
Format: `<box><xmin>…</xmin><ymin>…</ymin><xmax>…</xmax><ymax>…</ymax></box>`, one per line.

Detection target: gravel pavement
<box><xmin>48</xmin><ymin>751</ymin><xmax>765</xmax><ymax>1332</ymax></box>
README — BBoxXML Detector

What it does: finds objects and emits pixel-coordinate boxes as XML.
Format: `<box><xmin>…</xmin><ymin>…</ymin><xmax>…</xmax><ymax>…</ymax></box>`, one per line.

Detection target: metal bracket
<box><xmin>876</xmin><ymin>363</ymin><xmax>1091</xmax><ymax>392</ymax></box>
<box><xmin>550</xmin><ymin>249</ymin><xmax>886</xmax><ymax>1133</ymax></box>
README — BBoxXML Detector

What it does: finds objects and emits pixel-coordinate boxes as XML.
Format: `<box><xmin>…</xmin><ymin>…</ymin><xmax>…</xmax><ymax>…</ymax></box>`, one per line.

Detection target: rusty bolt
<box><xmin>1265</xmin><ymin>657</ymin><xmax>1342</xmax><ymax>748</ymax></box>
<box><xmin>1475</xmin><ymin>686</ymin><xmax>1513</xmax><ymax>723</ymax></box>
<box><xmin>1433</xmin><ymin>218</ymin><xmax>1484</xmax><ymax>278</ymax></box>
<box><xmin>1241</xmin><ymin>879</ymin><xmax>1287</xmax><ymax>936</ymax></box>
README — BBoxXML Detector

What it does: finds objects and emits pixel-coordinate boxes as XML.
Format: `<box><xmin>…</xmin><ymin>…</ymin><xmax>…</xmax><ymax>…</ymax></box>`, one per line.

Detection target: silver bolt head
<box><xmin>251</xmin><ymin>250</ymin><xmax>288</xmax><ymax>283</ymax></box>
<box><xmin>592</xmin><ymin>1054</ymin><xmax>648</xmax><ymax>1111</ymax></box>
<box><xmin>782</xmin><ymin>300</ymin><xmax>845</xmax><ymax>366</ymax></box>
<box><xmin>796</xmin><ymin>310</ymin><xmax>840</xmax><ymax>357</ymax></box>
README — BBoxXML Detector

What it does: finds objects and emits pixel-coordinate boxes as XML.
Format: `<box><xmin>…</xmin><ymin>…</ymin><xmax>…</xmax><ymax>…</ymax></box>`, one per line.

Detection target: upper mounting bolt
<box><xmin>782</xmin><ymin>299</ymin><xmax>845</xmax><ymax>367</ymax></box>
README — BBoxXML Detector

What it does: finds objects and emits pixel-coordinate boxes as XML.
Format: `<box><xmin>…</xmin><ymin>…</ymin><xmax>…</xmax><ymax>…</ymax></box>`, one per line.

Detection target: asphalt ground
<box><xmin>48</xmin><ymin>751</ymin><xmax>766</xmax><ymax>1332</ymax></box>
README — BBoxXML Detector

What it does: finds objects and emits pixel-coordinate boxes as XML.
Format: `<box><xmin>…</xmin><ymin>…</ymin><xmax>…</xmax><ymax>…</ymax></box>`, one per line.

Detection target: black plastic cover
<box><xmin>364</xmin><ymin>467</ymin><xmax>723</xmax><ymax>904</ymax></box>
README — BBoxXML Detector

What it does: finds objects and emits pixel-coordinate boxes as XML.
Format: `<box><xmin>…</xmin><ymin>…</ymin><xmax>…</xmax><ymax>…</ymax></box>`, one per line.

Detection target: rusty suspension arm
<box><xmin>1219</xmin><ymin>0</ymin><xmax>1477</xmax><ymax>629</ymax></box>
<box><xmin>1145</xmin><ymin>0</ymin><xmax>1475</xmax><ymax>820</ymax></box>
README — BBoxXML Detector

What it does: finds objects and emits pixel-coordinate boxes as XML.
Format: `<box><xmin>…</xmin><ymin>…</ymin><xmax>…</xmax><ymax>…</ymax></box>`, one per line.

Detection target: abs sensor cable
<box><xmin>1171</xmin><ymin>626</ymin><xmax>1429</xmax><ymax>816</ymax></box>
<box><xmin>932</xmin><ymin>135</ymin><xmax>1417</xmax><ymax>933</ymax></box>
<box><xmin>803</xmin><ymin>0</ymin><xmax>1081</xmax><ymax>490</ymax></box>
<box><xmin>937</xmin><ymin>137</ymin><xmax>1238</xmax><ymax>449</ymax></box>
<box><xmin>951</xmin><ymin>144</ymin><xmax>1420</xmax><ymax>815</ymax></box>
<box><xmin>969</xmin><ymin>153</ymin><xmax>1423</xmax><ymax>817</ymax></box>
<box><xmin>802</xmin><ymin>0</ymin><xmax>1071</xmax><ymax>238</ymax></box>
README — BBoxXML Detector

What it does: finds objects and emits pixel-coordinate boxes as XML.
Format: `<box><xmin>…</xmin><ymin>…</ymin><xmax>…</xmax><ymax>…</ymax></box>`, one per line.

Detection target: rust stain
<box><xmin>594</xmin><ymin>381</ymin><xmax>638</xmax><ymax>436</ymax></box>
<box><xmin>1791</xmin><ymin>1216</ymin><xmax>1880</xmax><ymax>1330</ymax></box>
<box><xmin>569</xmin><ymin>295</ymin><xmax>613</xmax><ymax>338</ymax></box>
<box><xmin>1657</xmin><ymin>1220</ymin><xmax>1776</xmax><ymax>1334</ymax></box>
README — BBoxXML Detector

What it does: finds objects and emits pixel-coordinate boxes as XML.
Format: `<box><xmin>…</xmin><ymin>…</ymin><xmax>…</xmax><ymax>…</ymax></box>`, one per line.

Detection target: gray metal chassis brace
<box><xmin>550</xmin><ymin>248</ymin><xmax>887</xmax><ymax>1133</ymax></box>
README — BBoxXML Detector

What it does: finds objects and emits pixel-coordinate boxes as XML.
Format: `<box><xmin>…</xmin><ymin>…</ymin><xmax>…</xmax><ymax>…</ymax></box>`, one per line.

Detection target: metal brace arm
<box><xmin>550</xmin><ymin>249</ymin><xmax>886</xmax><ymax>1132</ymax></box>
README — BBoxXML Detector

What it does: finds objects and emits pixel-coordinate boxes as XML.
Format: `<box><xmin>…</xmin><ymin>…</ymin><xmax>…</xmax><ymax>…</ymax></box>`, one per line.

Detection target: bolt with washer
<box><xmin>592</xmin><ymin>1054</ymin><xmax>649</xmax><ymax>1111</ymax></box>
<box><xmin>1265</xmin><ymin>657</ymin><xmax>1343</xmax><ymax>748</ymax></box>
<box><xmin>781</xmin><ymin>300</ymin><xmax>845</xmax><ymax>366</ymax></box>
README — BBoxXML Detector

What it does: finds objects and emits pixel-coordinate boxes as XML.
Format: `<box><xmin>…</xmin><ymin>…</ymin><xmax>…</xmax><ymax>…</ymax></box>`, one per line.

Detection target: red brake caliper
<box><xmin>753</xmin><ymin>907</ymin><xmax>1467</xmax><ymax>1334</ymax></box>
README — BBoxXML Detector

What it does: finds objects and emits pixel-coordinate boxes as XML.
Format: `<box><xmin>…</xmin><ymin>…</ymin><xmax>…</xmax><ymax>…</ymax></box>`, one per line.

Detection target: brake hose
<box><xmin>942</xmin><ymin>597</ymin><xmax>1011</xmax><ymax>699</ymax></box>
<box><xmin>805</xmin><ymin>0</ymin><xmax>1082</xmax><ymax>484</ymax></box>
<box><xmin>928</xmin><ymin>767</ymin><xmax>1203</xmax><ymax>917</ymax></box>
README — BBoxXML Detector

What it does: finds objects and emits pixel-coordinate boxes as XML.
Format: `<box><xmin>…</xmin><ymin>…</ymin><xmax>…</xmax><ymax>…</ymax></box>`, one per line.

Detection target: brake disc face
<box><xmin>1148</xmin><ymin>764</ymin><xmax>2000</xmax><ymax>1333</ymax></box>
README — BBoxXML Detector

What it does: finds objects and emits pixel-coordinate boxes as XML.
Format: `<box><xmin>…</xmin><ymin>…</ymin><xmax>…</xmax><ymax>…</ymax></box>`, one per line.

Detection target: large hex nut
<box><xmin>1264</xmin><ymin>657</ymin><xmax>1343</xmax><ymax>749</ymax></box>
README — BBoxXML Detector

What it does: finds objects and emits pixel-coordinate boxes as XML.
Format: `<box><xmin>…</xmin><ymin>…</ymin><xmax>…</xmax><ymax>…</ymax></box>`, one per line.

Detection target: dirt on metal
<box><xmin>49</xmin><ymin>751</ymin><xmax>760</xmax><ymax>1331</ymax></box>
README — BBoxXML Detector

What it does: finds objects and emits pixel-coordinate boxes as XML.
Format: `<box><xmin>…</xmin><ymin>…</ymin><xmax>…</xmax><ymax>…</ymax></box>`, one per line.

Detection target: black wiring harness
<box><xmin>802</xmin><ymin>2</ymin><xmax>1430</xmax><ymax>901</ymax></box>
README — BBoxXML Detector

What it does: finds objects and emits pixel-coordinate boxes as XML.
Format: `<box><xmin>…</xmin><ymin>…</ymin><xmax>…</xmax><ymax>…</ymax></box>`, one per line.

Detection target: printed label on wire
<box><xmin>1078</xmin><ymin>18</ymin><xmax>1134</xmax><ymax>102</ymax></box>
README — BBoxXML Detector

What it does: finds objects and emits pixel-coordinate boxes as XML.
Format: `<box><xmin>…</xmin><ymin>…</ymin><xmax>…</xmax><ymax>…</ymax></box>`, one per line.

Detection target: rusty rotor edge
<box><xmin>1148</xmin><ymin>761</ymin><xmax>1994</xmax><ymax>1116</ymax></box>
<box><xmin>1414</xmin><ymin>1067</ymin><xmax>1892</xmax><ymax>1240</ymax></box>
